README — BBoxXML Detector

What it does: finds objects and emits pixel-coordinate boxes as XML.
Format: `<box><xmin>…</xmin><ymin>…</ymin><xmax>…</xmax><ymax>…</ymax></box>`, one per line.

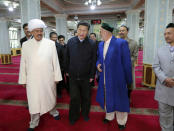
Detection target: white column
<box><xmin>55</xmin><ymin>14</ymin><xmax>68</xmax><ymax>41</ymax></box>
<box><xmin>126</xmin><ymin>10</ymin><xmax>140</xmax><ymax>42</ymax></box>
<box><xmin>20</xmin><ymin>0</ymin><xmax>41</xmax><ymax>37</ymax></box>
<box><xmin>45</xmin><ymin>27</ymin><xmax>53</xmax><ymax>39</ymax></box>
<box><xmin>17</xmin><ymin>28</ymin><xmax>21</xmax><ymax>48</ymax></box>
<box><xmin>0</xmin><ymin>18</ymin><xmax>11</xmax><ymax>54</ymax></box>
<box><xmin>143</xmin><ymin>0</ymin><xmax>174</xmax><ymax>65</ymax></box>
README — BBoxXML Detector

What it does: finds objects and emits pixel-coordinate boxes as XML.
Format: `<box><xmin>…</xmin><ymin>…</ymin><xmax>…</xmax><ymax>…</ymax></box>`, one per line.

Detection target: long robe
<box><xmin>18</xmin><ymin>38</ymin><xmax>62</xmax><ymax>115</ymax></box>
<box><xmin>96</xmin><ymin>36</ymin><xmax>132</xmax><ymax>113</ymax></box>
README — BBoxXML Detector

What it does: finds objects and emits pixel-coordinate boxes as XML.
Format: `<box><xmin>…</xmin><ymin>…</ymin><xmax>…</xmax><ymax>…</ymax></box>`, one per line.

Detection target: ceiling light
<box><xmin>97</xmin><ymin>0</ymin><xmax>102</xmax><ymax>6</ymax></box>
<box><xmin>13</xmin><ymin>3</ymin><xmax>18</xmax><ymax>8</ymax></box>
<box><xmin>4</xmin><ymin>1</ymin><xmax>9</xmax><ymax>6</ymax></box>
<box><xmin>8</xmin><ymin>7</ymin><xmax>13</xmax><ymax>12</ymax></box>
<box><xmin>90</xmin><ymin>5</ymin><xmax>95</xmax><ymax>10</ymax></box>
<box><xmin>84</xmin><ymin>1</ymin><xmax>88</xmax><ymax>5</ymax></box>
<box><xmin>3</xmin><ymin>0</ymin><xmax>19</xmax><ymax>12</ymax></box>
<box><xmin>85</xmin><ymin>0</ymin><xmax>102</xmax><ymax>10</ymax></box>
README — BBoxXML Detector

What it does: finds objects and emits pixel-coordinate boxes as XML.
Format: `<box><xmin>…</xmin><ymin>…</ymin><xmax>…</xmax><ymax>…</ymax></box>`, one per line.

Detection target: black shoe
<box><xmin>54</xmin><ymin>115</ymin><xmax>60</xmax><ymax>120</ymax></box>
<box><xmin>118</xmin><ymin>124</ymin><xmax>126</xmax><ymax>130</ymax></box>
<box><xmin>69</xmin><ymin>120</ymin><xmax>76</xmax><ymax>125</ymax></box>
<box><xmin>84</xmin><ymin>116</ymin><xmax>90</xmax><ymax>122</ymax></box>
<box><xmin>57</xmin><ymin>94</ymin><xmax>62</xmax><ymax>98</ymax></box>
<box><xmin>66</xmin><ymin>88</ymin><xmax>69</xmax><ymax>93</ymax></box>
<box><xmin>27</xmin><ymin>128</ymin><xmax>34</xmax><ymax>131</ymax></box>
<box><xmin>103</xmin><ymin>118</ymin><xmax>110</xmax><ymax>124</ymax></box>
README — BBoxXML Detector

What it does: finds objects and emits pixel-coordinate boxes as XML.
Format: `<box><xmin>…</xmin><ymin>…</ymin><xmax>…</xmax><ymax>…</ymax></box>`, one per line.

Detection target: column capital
<box><xmin>126</xmin><ymin>9</ymin><xmax>141</xmax><ymax>14</ymax></box>
<box><xmin>55</xmin><ymin>14</ymin><xmax>67</xmax><ymax>18</ymax></box>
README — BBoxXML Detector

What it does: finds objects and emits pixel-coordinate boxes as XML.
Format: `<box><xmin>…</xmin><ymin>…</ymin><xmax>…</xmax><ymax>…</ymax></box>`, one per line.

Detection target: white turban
<box><xmin>28</xmin><ymin>19</ymin><xmax>47</xmax><ymax>32</ymax></box>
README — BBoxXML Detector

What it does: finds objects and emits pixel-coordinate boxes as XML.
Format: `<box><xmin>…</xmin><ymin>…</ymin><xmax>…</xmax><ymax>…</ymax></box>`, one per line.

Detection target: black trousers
<box><xmin>57</xmin><ymin>71</ymin><xmax>69</xmax><ymax>96</ymax></box>
<box><xmin>65</xmin><ymin>75</ymin><xmax>70</xmax><ymax>92</ymax></box>
<box><xmin>69</xmin><ymin>78</ymin><xmax>91</xmax><ymax>121</ymax></box>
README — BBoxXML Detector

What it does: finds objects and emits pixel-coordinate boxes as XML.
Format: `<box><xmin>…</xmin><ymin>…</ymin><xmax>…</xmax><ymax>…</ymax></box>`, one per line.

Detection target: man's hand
<box><xmin>89</xmin><ymin>78</ymin><xmax>93</xmax><ymax>83</ymax></box>
<box><xmin>22</xmin><ymin>84</ymin><xmax>26</xmax><ymax>88</ymax></box>
<box><xmin>66</xmin><ymin>73</ymin><xmax>69</xmax><ymax>76</ymax></box>
<box><xmin>97</xmin><ymin>64</ymin><xmax>102</xmax><ymax>72</ymax></box>
<box><xmin>164</xmin><ymin>78</ymin><xmax>174</xmax><ymax>88</ymax></box>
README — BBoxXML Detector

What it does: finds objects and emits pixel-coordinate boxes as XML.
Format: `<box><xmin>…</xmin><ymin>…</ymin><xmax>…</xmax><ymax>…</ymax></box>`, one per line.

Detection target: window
<box><xmin>9</xmin><ymin>27</ymin><xmax>19</xmax><ymax>48</ymax></box>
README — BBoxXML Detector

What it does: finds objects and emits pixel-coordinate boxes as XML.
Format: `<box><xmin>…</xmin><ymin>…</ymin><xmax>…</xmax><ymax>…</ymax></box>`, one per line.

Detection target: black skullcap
<box><xmin>101</xmin><ymin>23</ymin><xmax>114</xmax><ymax>32</ymax></box>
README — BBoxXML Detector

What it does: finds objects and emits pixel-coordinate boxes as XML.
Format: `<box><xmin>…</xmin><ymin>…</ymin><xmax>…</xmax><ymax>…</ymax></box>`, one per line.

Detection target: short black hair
<box><xmin>74</xmin><ymin>30</ymin><xmax>77</xmax><ymax>36</ymax></box>
<box><xmin>49</xmin><ymin>32</ymin><xmax>57</xmax><ymax>38</ymax></box>
<box><xmin>23</xmin><ymin>23</ymin><xmax>28</xmax><ymax>29</ymax></box>
<box><xmin>77</xmin><ymin>21</ymin><xmax>90</xmax><ymax>30</ymax></box>
<box><xmin>166</xmin><ymin>23</ymin><xmax>174</xmax><ymax>28</ymax></box>
<box><xmin>90</xmin><ymin>33</ymin><xmax>96</xmax><ymax>37</ymax></box>
<box><xmin>120</xmin><ymin>25</ymin><xmax>129</xmax><ymax>32</ymax></box>
<box><xmin>58</xmin><ymin>35</ymin><xmax>65</xmax><ymax>40</ymax></box>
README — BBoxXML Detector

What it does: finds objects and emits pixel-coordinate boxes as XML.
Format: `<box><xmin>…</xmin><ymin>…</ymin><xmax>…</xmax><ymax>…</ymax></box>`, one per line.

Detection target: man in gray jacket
<box><xmin>119</xmin><ymin>25</ymin><xmax>138</xmax><ymax>99</ymax></box>
<box><xmin>153</xmin><ymin>23</ymin><xmax>174</xmax><ymax>131</ymax></box>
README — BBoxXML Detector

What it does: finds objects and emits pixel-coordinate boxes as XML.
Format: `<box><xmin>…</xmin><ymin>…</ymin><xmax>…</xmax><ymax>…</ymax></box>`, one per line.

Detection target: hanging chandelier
<box><xmin>84</xmin><ymin>0</ymin><xmax>102</xmax><ymax>10</ymax></box>
<box><xmin>2</xmin><ymin>0</ymin><xmax>19</xmax><ymax>12</ymax></box>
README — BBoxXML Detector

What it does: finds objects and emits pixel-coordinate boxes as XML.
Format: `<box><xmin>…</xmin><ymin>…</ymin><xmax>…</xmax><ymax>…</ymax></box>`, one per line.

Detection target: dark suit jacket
<box><xmin>65</xmin><ymin>36</ymin><xmax>97</xmax><ymax>80</ymax></box>
<box><xmin>20</xmin><ymin>36</ymin><xmax>28</xmax><ymax>47</ymax></box>
<box><xmin>55</xmin><ymin>42</ymin><xmax>66</xmax><ymax>71</ymax></box>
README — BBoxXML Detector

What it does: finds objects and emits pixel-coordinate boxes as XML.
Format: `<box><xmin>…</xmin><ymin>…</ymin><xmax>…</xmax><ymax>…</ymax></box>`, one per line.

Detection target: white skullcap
<box><xmin>28</xmin><ymin>19</ymin><xmax>47</xmax><ymax>32</ymax></box>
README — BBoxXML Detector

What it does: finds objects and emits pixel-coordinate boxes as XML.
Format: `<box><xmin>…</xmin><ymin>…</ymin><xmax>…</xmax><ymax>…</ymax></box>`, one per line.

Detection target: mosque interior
<box><xmin>0</xmin><ymin>1</ymin><xmax>174</xmax><ymax>130</ymax></box>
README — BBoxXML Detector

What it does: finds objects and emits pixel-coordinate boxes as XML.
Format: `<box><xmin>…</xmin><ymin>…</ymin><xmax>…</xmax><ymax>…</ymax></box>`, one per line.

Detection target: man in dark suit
<box><xmin>65</xmin><ymin>21</ymin><xmax>97</xmax><ymax>125</ymax></box>
<box><xmin>20</xmin><ymin>23</ymin><xmax>32</xmax><ymax>47</ymax></box>
<box><xmin>50</xmin><ymin>32</ymin><xmax>65</xmax><ymax>98</ymax></box>
<box><xmin>58</xmin><ymin>35</ymin><xmax>69</xmax><ymax>93</ymax></box>
<box><xmin>89</xmin><ymin>33</ymin><xmax>100</xmax><ymax>85</ymax></box>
